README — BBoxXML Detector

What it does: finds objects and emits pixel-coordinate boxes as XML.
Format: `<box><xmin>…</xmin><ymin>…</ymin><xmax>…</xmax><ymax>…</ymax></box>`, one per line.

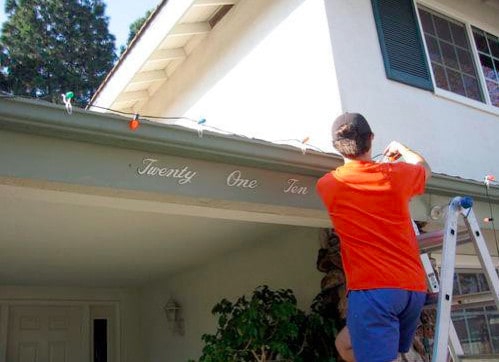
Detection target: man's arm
<box><xmin>383</xmin><ymin>141</ymin><xmax>431</xmax><ymax>182</ymax></box>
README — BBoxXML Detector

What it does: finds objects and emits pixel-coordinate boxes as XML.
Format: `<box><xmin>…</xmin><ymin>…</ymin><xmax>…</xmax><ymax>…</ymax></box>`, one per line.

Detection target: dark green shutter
<box><xmin>371</xmin><ymin>0</ymin><xmax>434</xmax><ymax>91</ymax></box>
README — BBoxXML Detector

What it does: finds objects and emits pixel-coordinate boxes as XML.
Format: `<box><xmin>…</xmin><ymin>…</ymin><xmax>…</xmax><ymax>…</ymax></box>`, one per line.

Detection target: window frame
<box><xmin>415</xmin><ymin>0</ymin><xmax>499</xmax><ymax>115</ymax></box>
<box><xmin>451</xmin><ymin>269</ymin><xmax>499</xmax><ymax>355</ymax></box>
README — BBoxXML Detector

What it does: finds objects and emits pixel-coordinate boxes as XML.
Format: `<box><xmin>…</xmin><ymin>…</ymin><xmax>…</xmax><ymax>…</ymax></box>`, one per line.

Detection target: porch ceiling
<box><xmin>0</xmin><ymin>184</ymin><xmax>303</xmax><ymax>288</ymax></box>
<box><xmin>479</xmin><ymin>0</ymin><xmax>499</xmax><ymax>11</ymax></box>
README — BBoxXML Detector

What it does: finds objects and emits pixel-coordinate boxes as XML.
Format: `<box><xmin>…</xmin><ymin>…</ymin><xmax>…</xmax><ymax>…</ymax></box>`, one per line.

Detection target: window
<box><xmin>94</xmin><ymin>319</ymin><xmax>108</xmax><ymax>362</ymax></box>
<box><xmin>451</xmin><ymin>271</ymin><xmax>499</xmax><ymax>355</ymax></box>
<box><xmin>371</xmin><ymin>0</ymin><xmax>499</xmax><ymax>109</ymax></box>
<box><xmin>472</xmin><ymin>28</ymin><xmax>499</xmax><ymax>106</ymax></box>
<box><xmin>418</xmin><ymin>7</ymin><xmax>483</xmax><ymax>102</ymax></box>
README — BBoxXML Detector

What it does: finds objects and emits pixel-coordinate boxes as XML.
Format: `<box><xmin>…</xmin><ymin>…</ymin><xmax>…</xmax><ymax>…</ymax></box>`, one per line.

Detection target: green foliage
<box><xmin>0</xmin><ymin>0</ymin><xmax>116</xmax><ymax>106</ymax></box>
<box><xmin>119</xmin><ymin>9</ymin><xmax>153</xmax><ymax>55</ymax></box>
<box><xmin>194</xmin><ymin>286</ymin><xmax>338</xmax><ymax>362</ymax></box>
<box><xmin>126</xmin><ymin>9</ymin><xmax>153</xmax><ymax>47</ymax></box>
<box><xmin>300</xmin><ymin>293</ymin><xmax>338</xmax><ymax>362</ymax></box>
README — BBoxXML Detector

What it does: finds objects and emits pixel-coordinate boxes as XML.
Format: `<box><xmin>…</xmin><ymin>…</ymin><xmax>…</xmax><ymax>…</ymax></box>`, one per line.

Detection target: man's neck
<box><xmin>343</xmin><ymin>152</ymin><xmax>372</xmax><ymax>164</ymax></box>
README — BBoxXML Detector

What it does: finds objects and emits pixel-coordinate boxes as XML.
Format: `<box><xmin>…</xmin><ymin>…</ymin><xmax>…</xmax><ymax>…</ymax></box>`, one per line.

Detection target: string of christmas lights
<box><xmin>88</xmin><ymin>103</ymin><xmax>327</xmax><ymax>153</ymax></box>
<box><xmin>0</xmin><ymin>92</ymin><xmax>332</xmax><ymax>154</ymax></box>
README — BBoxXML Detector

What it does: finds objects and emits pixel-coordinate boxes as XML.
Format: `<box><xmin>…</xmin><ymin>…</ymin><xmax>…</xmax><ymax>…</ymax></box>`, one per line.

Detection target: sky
<box><xmin>0</xmin><ymin>0</ymin><xmax>162</xmax><ymax>52</ymax></box>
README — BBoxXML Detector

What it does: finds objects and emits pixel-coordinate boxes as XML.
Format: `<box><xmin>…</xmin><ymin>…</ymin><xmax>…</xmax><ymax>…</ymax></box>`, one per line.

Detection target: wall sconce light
<box><xmin>163</xmin><ymin>298</ymin><xmax>184</xmax><ymax>335</ymax></box>
<box><xmin>430</xmin><ymin>204</ymin><xmax>447</xmax><ymax>221</ymax></box>
<box><xmin>164</xmin><ymin>298</ymin><xmax>180</xmax><ymax>322</ymax></box>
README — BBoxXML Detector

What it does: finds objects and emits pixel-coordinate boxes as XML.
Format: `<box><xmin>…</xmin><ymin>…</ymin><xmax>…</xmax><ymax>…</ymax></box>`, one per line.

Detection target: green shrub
<box><xmin>193</xmin><ymin>286</ymin><xmax>337</xmax><ymax>362</ymax></box>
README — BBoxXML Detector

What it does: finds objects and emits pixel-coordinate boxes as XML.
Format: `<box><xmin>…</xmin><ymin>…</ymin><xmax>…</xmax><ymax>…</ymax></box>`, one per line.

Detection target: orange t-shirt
<box><xmin>316</xmin><ymin>161</ymin><xmax>427</xmax><ymax>292</ymax></box>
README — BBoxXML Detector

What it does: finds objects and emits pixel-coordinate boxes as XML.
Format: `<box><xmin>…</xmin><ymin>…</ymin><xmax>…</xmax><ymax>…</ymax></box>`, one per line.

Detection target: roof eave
<box><xmin>1</xmin><ymin>97</ymin><xmax>341</xmax><ymax>176</ymax></box>
<box><xmin>88</xmin><ymin>0</ymin><xmax>168</xmax><ymax>108</ymax></box>
<box><xmin>1</xmin><ymin>97</ymin><xmax>497</xmax><ymax>203</ymax></box>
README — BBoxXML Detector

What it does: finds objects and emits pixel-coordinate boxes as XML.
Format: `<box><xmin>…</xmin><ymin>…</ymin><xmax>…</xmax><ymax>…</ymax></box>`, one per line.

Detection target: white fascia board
<box><xmin>115</xmin><ymin>90</ymin><xmax>150</xmax><ymax>103</ymax></box>
<box><xmin>193</xmin><ymin>0</ymin><xmax>238</xmax><ymax>6</ymax></box>
<box><xmin>171</xmin><ymin>22</ymin><xmax>212</xmax><ymax>36</ymax></box>
<box><xmin>149</xmin><ymin>48</ymin><xmax>187</xmax><ymax>61</ymax></box>
<box><xmin>91</xmin><ymin>0</ymin><xmax>198</xmax><ymax>111</ymax></box>
<box><xmin>131</xmin><ymin>70</ymin><xmax>169</xmax><ymax>84</ymax></box>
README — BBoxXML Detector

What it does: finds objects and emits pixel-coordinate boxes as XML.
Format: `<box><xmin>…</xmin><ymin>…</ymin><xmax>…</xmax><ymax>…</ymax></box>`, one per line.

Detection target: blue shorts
<box><xmin>347</xmin><ymin>289</ymin><xmax>426</xmax><ymax>362</ymax></box>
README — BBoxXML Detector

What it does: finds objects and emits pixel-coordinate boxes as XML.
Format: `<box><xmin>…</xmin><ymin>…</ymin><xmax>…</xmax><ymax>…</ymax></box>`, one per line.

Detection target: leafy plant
<box><xmin>300</xmin><ymin>291</ymin><xmax>338</xmax><ymax>362</ymax></box>
<box><xmin>193</xmin><ymin>286</ymin><xmax>338</xmax><ymax>362</ymax></box>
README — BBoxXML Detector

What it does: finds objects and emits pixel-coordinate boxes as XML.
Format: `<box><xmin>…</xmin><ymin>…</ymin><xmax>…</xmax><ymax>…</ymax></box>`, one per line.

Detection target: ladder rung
<box><xmin>423</xmin><ymin>291</ymin><xmax>496</xmax><ymax>310</ymax></box>
<box><xmin>452</xmin><ymin>291</ymin><xmax>497</xmax><ymax>310</ymax></box>
<box><xmin>418</xmin><ymin>228</ymin><xmax>471</xmax><ymax>252</ymax></box>
<box><xmin>459</xmin><ymin>355</ymin><xmax>499</xmax><ymax>361</ymax></box>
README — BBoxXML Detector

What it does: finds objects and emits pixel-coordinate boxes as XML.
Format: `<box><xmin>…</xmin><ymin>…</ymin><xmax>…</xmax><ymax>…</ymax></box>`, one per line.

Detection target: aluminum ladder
<box><xmin>418</xmin><ymin>196</ymin><xmax>499</xmax><ymax>361</ymax></box>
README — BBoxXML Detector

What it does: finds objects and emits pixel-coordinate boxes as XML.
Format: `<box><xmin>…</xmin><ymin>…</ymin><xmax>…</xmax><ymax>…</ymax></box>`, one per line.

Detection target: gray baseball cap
<box><xmin>332</xmin><ymin>113</ymin><xmax>372</xmax><ymax>141</ymax></box>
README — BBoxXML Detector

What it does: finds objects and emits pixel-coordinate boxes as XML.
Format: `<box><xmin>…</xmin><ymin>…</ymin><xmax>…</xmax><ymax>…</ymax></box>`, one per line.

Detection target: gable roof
<box><xmin>90</xmin><ymin>0</ymin><xmax>238</xmax><ymax>113</ymax></box>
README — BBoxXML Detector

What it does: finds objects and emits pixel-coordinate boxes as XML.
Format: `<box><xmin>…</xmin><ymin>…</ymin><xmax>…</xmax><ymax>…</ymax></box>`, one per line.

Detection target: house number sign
<box><xmin>284</xmin><ymin>179</ymin><xmax>309</xmax><ymax>195</ymax></box>
<box><xmin>137</xmin><ymin>158</ymin><xmax>197</xmax><ymax>185</ymax></box>
<box><xmin>225</xmin><ymin>171</ymin><xmax>308</xmax><ymax>196</ymax></box>
<box><xmin>226</xmin><ymin>170</ymin><xmax>259</xmax><ymax>189</ymax></box>
<box><xmin>136</xmin><ymin>157</ymin><xmax>311</xmax><ymax>197</ymax></box>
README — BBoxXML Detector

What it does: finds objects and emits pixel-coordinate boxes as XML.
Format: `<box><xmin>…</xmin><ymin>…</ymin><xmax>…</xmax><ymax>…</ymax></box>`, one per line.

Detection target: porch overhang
<box><xmin>1</xmin><ymin>97</ymin><xmax>497</xmax><ymax>286</ymax></box>
<box><xmin>3</xmin><ymin>97</ymin><xmax>498</xmax><ymax>203</ymax></box>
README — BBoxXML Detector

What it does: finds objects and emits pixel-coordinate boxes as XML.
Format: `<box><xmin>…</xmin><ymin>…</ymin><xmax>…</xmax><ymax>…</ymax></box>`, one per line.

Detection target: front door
<box><xmin>7</xmin><ymin>305</ymin><xmax>85</xmax><ymax>362</ymax></box>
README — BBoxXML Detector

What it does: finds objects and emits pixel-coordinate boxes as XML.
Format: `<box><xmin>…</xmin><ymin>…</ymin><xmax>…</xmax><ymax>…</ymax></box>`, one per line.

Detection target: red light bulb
<box><xmin>129</xmin><ymin>116</ymin><xmax>140</xmax><ymax>131</ymax></box>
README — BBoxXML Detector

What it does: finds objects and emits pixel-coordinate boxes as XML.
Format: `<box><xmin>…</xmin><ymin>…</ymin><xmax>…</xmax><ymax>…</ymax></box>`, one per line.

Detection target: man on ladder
<box><xmin>317</xmin><ymin>113</ymin><xmax>432</xmax><ymax>362</ymax></box>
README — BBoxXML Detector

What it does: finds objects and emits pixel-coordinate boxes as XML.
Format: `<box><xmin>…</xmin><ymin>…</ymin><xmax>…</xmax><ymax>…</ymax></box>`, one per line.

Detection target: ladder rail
<box><xmin>420</xmin><ymin>252</ymin><xmax>465</xmax><ymax>360</ymax></box>
<box><xmin>431</xmin><ymin>196</ymin><xmax>499</xmax><ymax>362</ymax></box>
<box><xmin>432</xmin><ymin>198</ymin><xmax>460</xmax><ymax>362</ymax></box>
<box><xmin>449</xmin><ymin>323</ymin><xmax>464</xmax><ymax>359</ymax></box>
<box><xmin>461</xmin><ymin>207</ymin><xmax>499</xmax><ymax>308</ymax></box>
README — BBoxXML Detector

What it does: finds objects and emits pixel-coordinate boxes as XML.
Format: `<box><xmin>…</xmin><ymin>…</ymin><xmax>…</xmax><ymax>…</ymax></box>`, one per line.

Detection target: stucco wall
<box><xmin>140</xmin><ymin>226</ymin><xmax>322</xmax><ymax>362</ymax></box>
<box><xmin>142</xmin><ymin>0</ymin><xmax>498</xmax><ymax>182</ymax></box>
<box><xmin>325</xmin><ymin>0</ymin><xmax>499</xmax><ymax>181</ymax></box>
<box><xmin>142</xmin><ymin>0</ymin><xmax>342</xmax><ymax>156</ymax></box>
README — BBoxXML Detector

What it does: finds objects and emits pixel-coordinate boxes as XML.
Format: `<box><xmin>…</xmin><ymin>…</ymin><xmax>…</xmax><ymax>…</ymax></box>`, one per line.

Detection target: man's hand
<box><xmin>383</xmin><ymin>141</ymin><xmax>406</xmax><ymax>161</ymax></box>
<box><xmin>383</xmin><ymin>141</ymin><xmax>432</xmax><ymax>182</ymax></box>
